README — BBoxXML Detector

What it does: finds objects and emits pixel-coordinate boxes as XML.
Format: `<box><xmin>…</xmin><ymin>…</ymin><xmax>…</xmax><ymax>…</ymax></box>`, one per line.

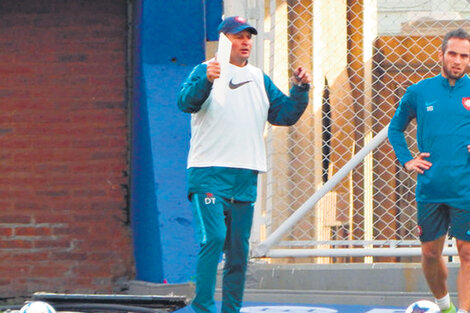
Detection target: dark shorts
<box><xmin>417</xmin><ymin>202</ymin><xmax>470</xmax><ymax>242</ymax></box>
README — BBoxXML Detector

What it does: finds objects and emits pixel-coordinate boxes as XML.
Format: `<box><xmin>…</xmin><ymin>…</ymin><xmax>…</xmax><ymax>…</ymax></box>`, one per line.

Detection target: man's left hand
<box><xmin>292</xmin><ymin>67</ymin><xmax>311</xmax><ymax>86</ymax></box>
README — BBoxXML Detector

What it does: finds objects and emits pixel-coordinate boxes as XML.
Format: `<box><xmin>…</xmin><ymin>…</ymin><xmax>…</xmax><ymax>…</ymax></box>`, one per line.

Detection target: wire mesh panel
<box><xmin>254</xmin><ymin>0</ymin><xmax>470</xmax><ymax>263</ymax></box>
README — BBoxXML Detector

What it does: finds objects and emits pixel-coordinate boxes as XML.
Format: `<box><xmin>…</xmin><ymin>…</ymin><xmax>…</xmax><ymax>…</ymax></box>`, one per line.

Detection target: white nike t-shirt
<box><xmin>187</xmin><ymin>62</ymin><xmax>270</xmax><ymax>172</ymax></box>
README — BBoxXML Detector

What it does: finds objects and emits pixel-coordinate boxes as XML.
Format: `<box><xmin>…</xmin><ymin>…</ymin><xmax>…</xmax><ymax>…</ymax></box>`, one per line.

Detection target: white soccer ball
<box><xmin>19</xmin><ymin>301</ymin><xmax>57</xmax><ymax>313</ymax></box>
<box><xmin>405</xmin><ymin>300</ymin><xmax>440</xmax><ymax>313</ymax></box>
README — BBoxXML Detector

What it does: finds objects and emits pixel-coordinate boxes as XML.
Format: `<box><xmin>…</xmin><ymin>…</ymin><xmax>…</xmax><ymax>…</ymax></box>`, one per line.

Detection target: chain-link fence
<box><xmin>251</xmin><ymin>0</ymin><xmax>470</xmax><ymax>263</ymax></box>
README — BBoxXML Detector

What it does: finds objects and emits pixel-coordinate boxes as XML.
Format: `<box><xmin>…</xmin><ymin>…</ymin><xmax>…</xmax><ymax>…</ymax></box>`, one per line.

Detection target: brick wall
<box><xmin>0</xmin><ymin>0</ymin><xmax>134</xmax><ymax>299</ymax></box>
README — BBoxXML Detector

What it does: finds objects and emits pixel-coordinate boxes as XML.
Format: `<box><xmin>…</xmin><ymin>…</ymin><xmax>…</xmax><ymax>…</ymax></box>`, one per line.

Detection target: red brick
<box><xmin>33</xmin><ymin>239</ymin><xmax>71</xmax><ymax>249</ymax></box>
<box><xmin>30</xmin><ymin>264</ymin><xmax>69</xmax><ymax>277</ymax></box>
<box><xmin>0</xmin><ymin>215</ymin><xmax>32</xmax><ymax>223</ymax></box>
<box><xmin>0</xmin><ymin>240</ymin><xmax>34</xmax><ymax>249</ymax></box>
<box><xmin>0</xmin><ymin>0</ymin><xmax>133</xmax><ymax>299</ymax></box>
<box><xmin>15</xmin><ymin>226</ymin><xmax>53</xmax><ymax>236</ymax></box>
<box><xmin>8</xmin><ymin>251</ymin><xmax>49</xmax><ymax>262</ymax></box>
<box><xmin>0</xmin><ymin>265</ymin><xmax>31</xmax><ymax>275</ymax></box>
<box><xmin>0</xmin><ymin>227</ymin><xmax>13</xmax><ymax>236</ymax></box>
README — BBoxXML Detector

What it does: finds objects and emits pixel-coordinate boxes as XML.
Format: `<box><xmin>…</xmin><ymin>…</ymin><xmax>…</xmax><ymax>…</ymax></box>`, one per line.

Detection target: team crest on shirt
<box><xmin>462</xmin><ymin>97</ymin><xmax>470</xmax><ymax>110</ymax></box>
<box><xmin>417</xmin><ymin>225</ymin><xmax>423</xmax><ymax>237</ymax></box>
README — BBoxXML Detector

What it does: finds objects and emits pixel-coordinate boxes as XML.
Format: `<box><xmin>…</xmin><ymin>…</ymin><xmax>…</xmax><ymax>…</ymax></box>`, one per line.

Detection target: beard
<box><xmin>442</xmin><ymin>60</ymin><xmax>467</xmax><ymax>81</ymax></box>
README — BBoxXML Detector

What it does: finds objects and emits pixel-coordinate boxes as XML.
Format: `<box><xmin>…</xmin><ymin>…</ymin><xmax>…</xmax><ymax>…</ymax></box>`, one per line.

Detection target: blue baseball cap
<box><xmin>217</xmin><ymin>16</ymin><xmax>258</xmax><ymax>35</ymax></box>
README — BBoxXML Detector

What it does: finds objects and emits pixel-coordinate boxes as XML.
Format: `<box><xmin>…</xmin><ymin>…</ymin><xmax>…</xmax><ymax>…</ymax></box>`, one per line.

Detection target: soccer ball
<box><xmin>19</xmin><ymin>301</ymin><xmax>56</xmax><ymax>313</ymax></box>
<box><xmin>405</xmin><ymin>300</ymin><xmax>440</xmax><ymax>313</ymax></box>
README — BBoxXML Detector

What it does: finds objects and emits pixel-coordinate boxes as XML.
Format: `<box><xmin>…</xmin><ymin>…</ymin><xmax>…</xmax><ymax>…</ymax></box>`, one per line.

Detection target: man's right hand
<box><xmin>207</xmin><ymin>60</ymin><xmax>221</xmax><ymax>83</ymax></box>
<box><xmin>404</xmin><ymin>152</ymin><xmax>432</xmax><ymax>174</ymax></box>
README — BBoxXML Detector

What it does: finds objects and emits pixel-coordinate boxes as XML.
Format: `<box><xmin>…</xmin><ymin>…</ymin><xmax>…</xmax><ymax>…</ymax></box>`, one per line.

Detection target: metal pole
<box><xmin>265</xmin><ymin>247</ymin><xmax>458</xmax><ymax>258</ymax></box>
<box><xmin>252</xmin><ymin>125</ymin><xmax>390</xmax><ymax>257</ymax></box>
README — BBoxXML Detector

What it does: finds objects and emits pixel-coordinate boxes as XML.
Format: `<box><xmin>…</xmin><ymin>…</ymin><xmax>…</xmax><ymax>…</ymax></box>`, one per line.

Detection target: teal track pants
<box><xmin>191</xmin><ymin>193</ymin><xmax>254</xmax><ymax>313</ymax></box>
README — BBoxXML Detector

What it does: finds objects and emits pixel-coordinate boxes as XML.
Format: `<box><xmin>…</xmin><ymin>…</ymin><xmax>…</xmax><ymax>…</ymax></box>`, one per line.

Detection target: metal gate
<box><xmin>223</xmin><ymin>0</ymin><xmax>470</xmax><ymax>263</ymax></box>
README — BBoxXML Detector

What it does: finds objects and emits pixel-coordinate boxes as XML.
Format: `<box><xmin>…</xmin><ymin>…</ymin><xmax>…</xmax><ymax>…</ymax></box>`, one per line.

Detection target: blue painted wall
<box><xmin>131</xmin><ymin>0</ymin><xmax>222</xmax><ymax>283</ymax></box>
<box><xmin>142</xmin><ymin>1</ymin><xmax>205</xmax><ymax>65</ymax></box>
<box><xmin>131</xmin><ymin>0</ymin><xmax>164</xmax><ymax>283</ymax></box>
<box><xmin>206</xmin><ymin>0</ymin><xmax>223</xmax><ymax>41</ymax></box>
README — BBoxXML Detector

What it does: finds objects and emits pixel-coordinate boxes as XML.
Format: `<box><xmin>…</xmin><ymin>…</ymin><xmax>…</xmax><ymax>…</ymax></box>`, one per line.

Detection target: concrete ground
<box><xmin>128</xmin><ymin>262</ymin><xmax>461</xmax><ymax>312</ymax></box>
<box><xmin>233</xmin><ymin>262</ymin><xmax>458</xmax><ymax>306</ymax></box>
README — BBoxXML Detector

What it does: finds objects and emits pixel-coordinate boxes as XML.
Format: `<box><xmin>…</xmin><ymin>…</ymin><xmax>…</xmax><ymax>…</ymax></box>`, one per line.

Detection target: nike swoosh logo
<box><xmin>229</xmin><ymin>79</ymin><xmax>252</xmax><ymax>89</ymax></box>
